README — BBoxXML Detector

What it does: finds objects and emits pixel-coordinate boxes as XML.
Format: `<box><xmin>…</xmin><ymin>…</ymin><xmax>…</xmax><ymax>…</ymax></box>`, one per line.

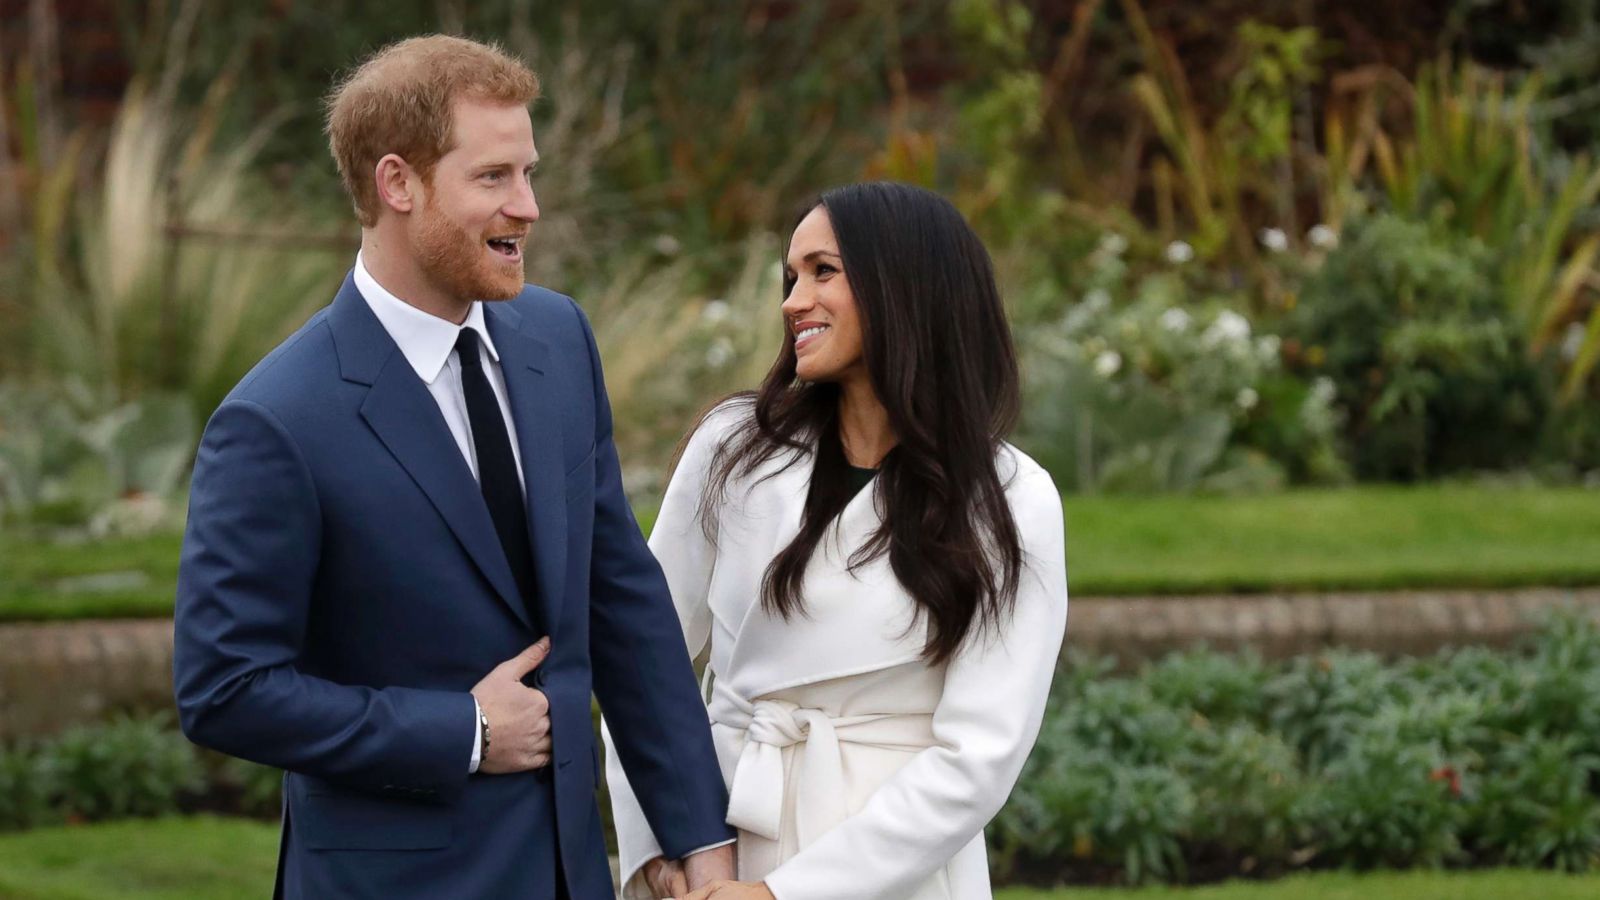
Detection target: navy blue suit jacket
<box><xmin>174</xmin><ymin>274</ymin><xmax>732</xmax><ymax>898</ymax></box>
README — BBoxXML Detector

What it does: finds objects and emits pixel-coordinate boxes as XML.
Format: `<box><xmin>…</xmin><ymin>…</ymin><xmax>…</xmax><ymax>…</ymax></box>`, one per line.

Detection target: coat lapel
<box><xmin>486</xmin><ymin>302</ymin><xmax>568</xmax><ymax>637</ymax></box>
<box><xmin>328</xmin><ymin>275</ymin><xmax>534</xmax><ymax>632</ymax></box>
<box><xmin>719</xmin><ymin>445</ymin><xmax>927</xmax><ymax>696</ymax></box>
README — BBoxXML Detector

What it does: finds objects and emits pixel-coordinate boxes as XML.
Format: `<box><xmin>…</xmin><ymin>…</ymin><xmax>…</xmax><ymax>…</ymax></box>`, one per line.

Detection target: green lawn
<box><xmin>0</xmin><ymin>817</ymin><xmax>278</xmax><ymax>899</ymax></box>
<box><xmin>998</xmin><ymin>870</ymin><xmax>1600</xmax><ymax>899</ymax></box>
<box><xmin>0</xmin><ymin>818</ymin><xmax>1595</xmax><ymax>899</ymax></box>
<box><xmin>3</xmin><ymin>485</ymin><xmax>1598</xmax><ymax>622</ymax></box>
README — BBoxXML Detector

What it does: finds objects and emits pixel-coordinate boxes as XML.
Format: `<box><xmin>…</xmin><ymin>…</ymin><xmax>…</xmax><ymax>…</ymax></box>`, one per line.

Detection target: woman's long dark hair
<box><xmin>691</xmin><ymin>181</ymin><xmax>1023</xmax><ymax>665</ymax></box>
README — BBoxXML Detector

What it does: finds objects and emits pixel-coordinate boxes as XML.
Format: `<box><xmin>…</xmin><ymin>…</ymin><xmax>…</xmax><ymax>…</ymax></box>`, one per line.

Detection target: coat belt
<box><xmin>708</xmin><ymin>680</ymin><xmax>935</xmax><ymax>844</ymax></box>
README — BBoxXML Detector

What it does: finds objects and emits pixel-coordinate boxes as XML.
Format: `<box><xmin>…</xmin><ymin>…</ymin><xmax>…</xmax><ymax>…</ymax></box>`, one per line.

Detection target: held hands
<box><xmin>683</xmin><ymin>882</ymin><xmax>775</xmax><ymax>900</ymax></box>
<box><xmin>470</xmin><ymin>637</ymin><xmax>553</xmax><ymax>773</ymax></box>
<box><xmin>644</xmin><ymin>843</ymin><xmax>735</xmax><ymax>899</ymax></box>
<box><xmin>643</xmin><ymin>857</ymin><xmax>687</xmax><ymax>898</ymax></box>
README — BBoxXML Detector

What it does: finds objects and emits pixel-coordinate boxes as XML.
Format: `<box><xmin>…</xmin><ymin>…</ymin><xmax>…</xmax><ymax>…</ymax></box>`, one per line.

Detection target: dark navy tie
<box><xmin>455</xmin><ymin>328</ymin><xmax>542</xmax><ymax>636</ymax></box>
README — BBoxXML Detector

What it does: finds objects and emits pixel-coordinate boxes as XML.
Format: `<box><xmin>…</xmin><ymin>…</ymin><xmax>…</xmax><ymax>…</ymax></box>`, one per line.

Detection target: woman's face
<box><xmin>781</xmin><ymin>206</ymin><xmax>866</xmax><ymax>384</ymax></box>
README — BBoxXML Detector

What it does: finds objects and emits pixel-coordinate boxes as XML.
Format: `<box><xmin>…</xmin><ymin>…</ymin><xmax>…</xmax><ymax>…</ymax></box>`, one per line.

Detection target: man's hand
<box><xmin>683</xmin><ymin>881</ymin><xmax>773</xmax><ymax>900</ymax></box>
<box><xmin>642</xmin><ymin>856</ymin><xmax>688</xmax><ymax>898</ymax></box>
<box><xmin>470</xmin><ymin>638</ymin><xmax>552</xmax><ymax>774</ymax></box>
<box><xmin>683</xmin><ymin>844</ymin><xmax>736</xmax><ymax>891</ymax></box>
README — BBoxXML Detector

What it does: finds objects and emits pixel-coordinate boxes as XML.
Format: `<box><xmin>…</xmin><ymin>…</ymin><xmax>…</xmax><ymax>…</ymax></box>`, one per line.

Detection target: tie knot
<box><xmin>455</xmin><ymin>328</ymin><xmax>483</xmax><ymax>368</ymax></box>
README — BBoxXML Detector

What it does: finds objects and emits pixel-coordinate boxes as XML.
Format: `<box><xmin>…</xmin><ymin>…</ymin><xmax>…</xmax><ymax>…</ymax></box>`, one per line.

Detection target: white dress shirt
<box><xmin>354</xmin><ymin>253</ymin><xmax>527</xmax><ymax>774</ymax></box>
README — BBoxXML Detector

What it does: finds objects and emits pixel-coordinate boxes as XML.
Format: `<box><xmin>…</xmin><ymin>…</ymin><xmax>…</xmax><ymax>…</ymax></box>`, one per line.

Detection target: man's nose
<box><xmin>507</xmin><ymin>181</ymin><xmax>540</xmax><ymax>222</ymax></box>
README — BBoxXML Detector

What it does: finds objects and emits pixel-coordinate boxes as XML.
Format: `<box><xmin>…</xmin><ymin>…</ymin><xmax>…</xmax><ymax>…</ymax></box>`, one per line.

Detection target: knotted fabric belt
<box><xmin>709</xmin><ymin>679</ymin><xmax>935</xmax><ymax>845</ymax></box>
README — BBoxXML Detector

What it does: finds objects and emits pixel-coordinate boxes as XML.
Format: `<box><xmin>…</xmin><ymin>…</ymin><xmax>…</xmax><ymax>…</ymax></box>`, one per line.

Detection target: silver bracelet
<box><xmin>479</xmin><ymin>706</ymin><xmax>492</xmax><ymax>758</ymax></box>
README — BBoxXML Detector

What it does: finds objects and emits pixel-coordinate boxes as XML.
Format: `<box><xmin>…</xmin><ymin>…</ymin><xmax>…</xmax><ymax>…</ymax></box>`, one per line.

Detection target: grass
<box><xmin>997</xmin><ymin>870</ymin><xmax>1600</xmax><ymax>898</ymax></box>
<box><xmin>0</xmin><ymin>817</ymin><xmax>278</xmax><ymax>899</ymax></box>
<box><xmin>0</xmin><ymin>818</ymin><xmax>1596</xmax><ymax>899</ymax></box>
<box><xmin>2</xmin><ymin>484</ymin><xmax>1598</xmax><ymax>622</ymax></box>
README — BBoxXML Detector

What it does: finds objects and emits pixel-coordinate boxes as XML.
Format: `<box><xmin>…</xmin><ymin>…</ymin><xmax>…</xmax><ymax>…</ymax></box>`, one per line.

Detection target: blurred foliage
<box><xmin>990</xmin><ymin>613</ymin><xmax>1600</xmax><ymax>885</ymax></box>
<box><xmin>3</xmin><ymin>0</ymin><xmax>1600</xmax><ymax>507</ymax></box>
<box><xmin>1290</xmin><ymin>213</ymin><xmax>1549</xmax><ymax>481</ymax></box>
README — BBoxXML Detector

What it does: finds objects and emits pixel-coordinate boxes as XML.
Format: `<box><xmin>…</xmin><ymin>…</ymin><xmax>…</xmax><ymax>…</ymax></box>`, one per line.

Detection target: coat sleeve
<box><xmin>576</xmin><ymin>300</ymin><xmax>735</xmax><ymax>882</ymax></box>
<box><xmin>603</xmin><ymin>402</ymin><xmax>739</xmax><ymax>897</ymax></box>
<box><xmin>173</xmin><ymin>398</ymin><xmax>475</xmax><ymax>803</ymax></box>
<box><xmin>762</xmin><ymin>463</ymin><xmax>1070</xmax><ymax>900</ymax></box>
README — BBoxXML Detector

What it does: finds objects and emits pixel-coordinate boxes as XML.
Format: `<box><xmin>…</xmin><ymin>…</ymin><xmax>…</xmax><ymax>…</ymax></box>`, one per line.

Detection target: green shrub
<box><xmin>1306</xmin><ymin>728</ymin><xmax>1467</xmax><ymax>868</ymax></box>
<box><xmin>1469</xmin><ymin>733</ymin><xmax>1600</xmax><ymax>871</ymax></box>
<box><xmin>217</xmin><ymin>758</ymin><xmax>282</xmax><ymax>819</ymax></box>
<box><xmin>1017</xmin><ymin>256</ymin><xmax>1346</xmax><ymax>494</ymax></box>
<box><xmin>1051</xmin><ymin>678</ymin><xmax>1199</xmax><ymax>766</ymax></box>
<box><xmin>1144</xmin><ymin>646</ymin><xmax>1272</xmax><ymax>725</ymax></box>
<box><xmin>47</xmin><ymin>714</ymin><xmax>203</xmax><ymax>821</ymax></box>
<box><xmin>992</xmin><ymin>745</ymin><xmax>1195</xmax><ymax>886</ymax></box>
<box><xmin>1263</xmin><ymin>650</ymin><xmax>1413</xmax><ymax>768</ymax></box>
<box><xmin>1491</xmin><ymin>615</ymin><xmax>1600</xmax><ymax>756</ymax></box>
<box><xmin>1291</xmin><ymin>213</ymin><xmax>1548</xmax><ymax>480</ymax></box>
<box><xmin>1181</xmin><ymin>722</ymin><xmax>1308</xmax><ymax>866</ymax></box>
<box><xmin>0</xmin><ymin>744</ymin><xmax>56</xmax><ymax>831</ymax></box>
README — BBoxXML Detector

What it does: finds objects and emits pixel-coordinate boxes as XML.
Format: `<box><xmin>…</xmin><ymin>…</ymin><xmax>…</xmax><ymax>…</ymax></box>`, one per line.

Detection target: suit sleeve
<box><xmin>761</xmin><ymin>465</ymin><xmax>1070</xmax><ymax>900</ymax></box>
<box><xmin>173</xmin><ymin>398</ymin><xmax>475</xmax><ymax>803</ymax></box>
<box><xmin>572</xmin><ymin>301</ymin><xmax>735</xmax><ymax>866</ymax></box>
<box><xmin>603</xmin><ymin>404</ymin><xmax>734</xmax><ymax>896</ymax></box>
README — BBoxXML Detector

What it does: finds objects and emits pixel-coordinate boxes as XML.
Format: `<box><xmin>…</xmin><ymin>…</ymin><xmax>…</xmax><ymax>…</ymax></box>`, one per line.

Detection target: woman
<box><xmin>605</xmin><ymin>182</ymin><xmax>1068</xmax><ymax>900</ymax></box>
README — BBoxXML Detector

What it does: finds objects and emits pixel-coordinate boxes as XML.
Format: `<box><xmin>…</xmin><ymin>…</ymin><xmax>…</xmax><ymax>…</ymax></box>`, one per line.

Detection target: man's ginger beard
<box><xmin>412</xmin><ymin>188</ymin><xmax>525</xmax><ymax>304</ymax></box>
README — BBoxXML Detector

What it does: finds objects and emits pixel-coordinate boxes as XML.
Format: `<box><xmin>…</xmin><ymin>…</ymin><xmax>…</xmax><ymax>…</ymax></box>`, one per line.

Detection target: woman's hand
<box><xmin>643</xmin><ymin>856</ymin><xmax>688</xmax><ymax>898</ymax></box>
<box><xmin>683</xmin><ymin>881</ymin><xmax>776</xmax><ymax>900</ymax></box>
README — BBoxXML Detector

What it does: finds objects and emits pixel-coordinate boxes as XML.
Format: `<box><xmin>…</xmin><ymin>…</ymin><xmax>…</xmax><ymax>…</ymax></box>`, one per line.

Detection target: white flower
<box><xmin>1098</xmin><ymin>233</ymin><xmax>1128</xmax><ymax>256</ymax></box>
<box><xmin>652</xmin><ymin>234</ymin><xmax>682</xmax><ymax>256</ymax></box>
<box><xmin>1561</xmin><ymin>322</ymin><xmax>1588</xmax><ymax>362</ymax></box>
<box><xmin>1093</xmin><ymin>350</ymin><xmax>1123</xmax><ymax>378</ymax></box>
<box><xmin>1311</xmin><ymin>376</ymin><xmax>1337</xmax><ymax>406</ymax></box>
<box><xmin>1258</xmin><ymin>227</ymin><xmax>1289</xmax><ymax>252</ymax></box>
<box><xmin>1256</xmin><ymin>334</ymin><xmax>1282</xmax><ymax>361</ymax></box>
<box><xmin>1307</xmin><ymin>224</ymin><xmax>1338</xmax><ymax>250</ymax></box>
<box><xmin>1236</xmin><ymin>387</ymin><xmax>1260</xmax><ymax>411</ymax></box>
<box><xmin>1203</xmin><ymin>310</ymin><xmax>1252</xmax><ymax>348</ymax></box>
<box><xmin>705</xmin><ymin>337</ymin><xmax>735</xmax><ymax>368</ymax></box>
<box><xmin>1159</xmin><ymin>308</ymin><xmax>1192</xmax><ymax>332</ymax></box>
<box><xmin>1084</xmin><ymin>288</ymin><xmax>1112</xmax><ymax>312</ymax></box>
<box><xmin>1164</xmin><ymin>240</ymin><xmax>1195</xmax><ymax>264</ymax></box>
<box><xmin>701</xmin><ymin>299</ymin><xmax>731</xmax><ymax>324</ymax></box>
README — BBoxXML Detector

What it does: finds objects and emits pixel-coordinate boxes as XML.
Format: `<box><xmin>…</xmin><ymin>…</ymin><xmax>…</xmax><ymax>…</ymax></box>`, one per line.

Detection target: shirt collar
<box><xmin>353</xmin><ymin>252</ymin><xmax>501</xmax><ymax>385</ymax></box>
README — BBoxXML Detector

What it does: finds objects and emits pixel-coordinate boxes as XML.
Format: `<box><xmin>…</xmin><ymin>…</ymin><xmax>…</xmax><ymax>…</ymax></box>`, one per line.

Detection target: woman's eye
<box><xmin>815</xmin><ymin>263</ymin><xmax>836</xmax><ymax>276</ymax></box>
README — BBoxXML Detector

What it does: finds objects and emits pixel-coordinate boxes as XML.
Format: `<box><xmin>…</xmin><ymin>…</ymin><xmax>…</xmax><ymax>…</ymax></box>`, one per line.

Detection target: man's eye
<box><xmin>482</xmin><ymin>171</ymin><xmax>504</xmax><ymax>183</ymax></box>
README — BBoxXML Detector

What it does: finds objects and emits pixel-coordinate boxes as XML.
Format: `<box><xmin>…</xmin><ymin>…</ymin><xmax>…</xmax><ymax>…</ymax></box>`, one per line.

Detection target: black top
<box><xmin>848</xmin><ymin>464</ymin><xmax>878</xmax><ymax>497</ymax></box>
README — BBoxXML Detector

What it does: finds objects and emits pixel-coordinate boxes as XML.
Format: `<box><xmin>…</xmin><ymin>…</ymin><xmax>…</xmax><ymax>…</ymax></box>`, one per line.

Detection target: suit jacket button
<box><xmin>532</xmin><ymin>669</ymin><xmax>547</xmax><ymax>688</ymax></box>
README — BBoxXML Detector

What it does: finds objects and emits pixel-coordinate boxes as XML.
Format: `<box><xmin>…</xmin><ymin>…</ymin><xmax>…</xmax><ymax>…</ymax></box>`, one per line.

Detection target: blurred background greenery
<box><xmin>5</xmin><ymin>0</ymin><xmax>1600</xmax><ymax>896</ymax></box>
<box><xmin>3</xmin><ymin>0</ymin><xmax>1600</xmax><ymax>533</ymax></box>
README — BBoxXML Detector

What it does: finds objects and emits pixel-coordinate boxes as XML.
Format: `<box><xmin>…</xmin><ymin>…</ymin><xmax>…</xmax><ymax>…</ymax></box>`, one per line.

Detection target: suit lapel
<box><xmin>486</xmin><ymin>302</ymin><xmax>568</xmax><ymax>637</ymax></box>
<box><xmin>328</xmin><ymin>275</ymin><xmax>534</xmax><ymax>632</ymax></box>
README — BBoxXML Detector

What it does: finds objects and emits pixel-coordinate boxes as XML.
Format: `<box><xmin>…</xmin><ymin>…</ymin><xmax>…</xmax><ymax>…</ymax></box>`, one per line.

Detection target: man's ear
<box><xmin>374</xmin><ymin>154</ymin><xmax>419</xmax><ymax>214</ymax></box>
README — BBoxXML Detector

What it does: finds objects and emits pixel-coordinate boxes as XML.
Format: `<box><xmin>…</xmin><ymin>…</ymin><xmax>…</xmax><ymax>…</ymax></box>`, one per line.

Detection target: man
<box><xmin>174</xmin><ymin>35</ymin><xmax>733</xmax><ymax>899</ymax></box>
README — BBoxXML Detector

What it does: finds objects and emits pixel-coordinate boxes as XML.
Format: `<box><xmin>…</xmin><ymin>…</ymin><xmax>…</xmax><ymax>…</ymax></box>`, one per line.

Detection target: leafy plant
<box><xmin>0</xmin><ymin>743</ymin><xmax>56</xmax><ymax>831</ymax></box>
<box><xmin>1143</xmin><ymin>646</ymin><xmax>1271</xmax><ymax>725</ymax></box>
<box><xmin>1292</xmin><ymin>212</ymin><xmax>1548</xmax><ymax>479</ymax></box>
<box><xmin>47</xmin><ymin>714</ymin><xmax>203</xmax><ymax>821</ymax></box>
<box><xmin>1469</xmin><ymin>733</ymin><xmax>1600</xmax><ymax>871</ymax></box>
<box><xmin>1305</xmin><ymin>728</ymin><xmax>1467</xmax><ymax>868</ymax></box>
<box><xmin>1263</xmin><ymin>650</ymin><xmax>1413</xmax><ymax>768</ymax></box>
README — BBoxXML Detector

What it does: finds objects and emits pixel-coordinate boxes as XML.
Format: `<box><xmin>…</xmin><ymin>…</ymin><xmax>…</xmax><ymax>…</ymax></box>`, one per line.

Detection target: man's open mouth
<box><xmin>487</xmin><ymin>237</ymin><xmax>523</xmax><ymax>259</ymax></box>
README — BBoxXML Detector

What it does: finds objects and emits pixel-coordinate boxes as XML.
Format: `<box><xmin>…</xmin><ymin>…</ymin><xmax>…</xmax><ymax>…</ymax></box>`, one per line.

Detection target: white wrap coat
<box><xmin>605</xmin><ymin>405</ymin><xmax>1069</xmax><ymax>900</ymax></box>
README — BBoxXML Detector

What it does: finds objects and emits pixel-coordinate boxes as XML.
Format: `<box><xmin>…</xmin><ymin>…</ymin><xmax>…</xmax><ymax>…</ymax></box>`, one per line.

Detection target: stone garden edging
<box><xmin>4</xmin><ymin>586</ymin><xmax>1599</xmax><ymax>737</ymax></box>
